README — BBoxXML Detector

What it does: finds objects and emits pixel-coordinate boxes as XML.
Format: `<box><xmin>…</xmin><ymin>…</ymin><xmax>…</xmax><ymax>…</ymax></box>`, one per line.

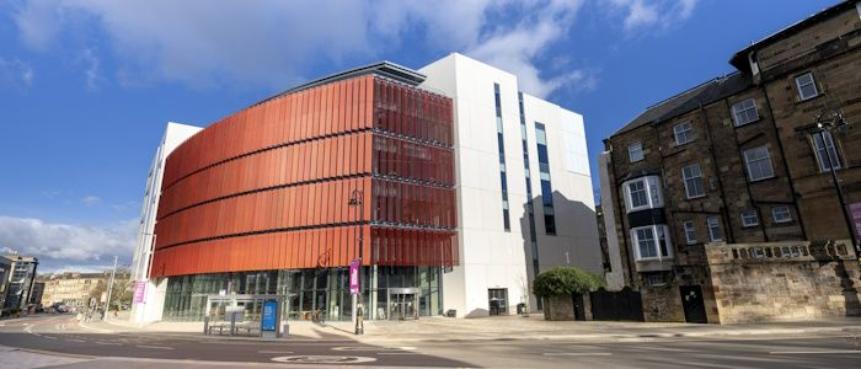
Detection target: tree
<box><xmin>533</xmin><ymin>266</ymin><xmax>604</xmax><ymax>298</ymax></box>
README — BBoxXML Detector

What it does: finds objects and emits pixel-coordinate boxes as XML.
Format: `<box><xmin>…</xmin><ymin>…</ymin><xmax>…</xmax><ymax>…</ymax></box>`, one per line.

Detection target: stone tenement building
<box><xmin>41</xmin><ymin>272</ymin><xmax>108</xmax><ymax>307</ymax></box>
<box><xmin>599</xmin><ymin>1</ymin><xmax>861</xmax><ymax>324</ymax></box>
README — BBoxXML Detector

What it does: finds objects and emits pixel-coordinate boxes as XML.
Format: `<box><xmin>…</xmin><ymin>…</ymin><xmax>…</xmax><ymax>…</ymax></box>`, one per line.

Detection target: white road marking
<box><xmin>378</xmin><ymin>352</ymin><xmax>417</xmax><ymax>355</ymax></box>
<box><xmin>770</xmin><ymin>350</ymin><xmax>861</xmax><ymax>355</ymax></box>
<box><xmin>258</xmin><ymin>350</ymin><xmax>294</xmax><ymax>354</ymax></box>
<box><xmin>543</xmin><ymin>352</ymin><xmax>613</xmax><ymax>357</ymax></box>
<box><xmin>23</xmin><ymin>324</ymin><xmax>33</xmax><ymax>334</ymax></box>
<box><xmin>137</xmin><ymin>345</ymin><xmax>174</xmax><ymax>350</ymax></box>
<box><xmin>95</xmin><ymin>341</ymin><xmax>122</xmax><ymax>346</ymax></box>
<box><xmin>68</xmin><ymin>339</ymin><xmax>86</xmax><ymax>343</ymax></box>
<box><xmin>332</xmin><ymin>346</ymin><xmax>416</xmax><ymax>352</ymax></box>
<box><xmin>42</xmin><ymin>336</ymin><xmax>57</xmax><ymax>340</ymax></box>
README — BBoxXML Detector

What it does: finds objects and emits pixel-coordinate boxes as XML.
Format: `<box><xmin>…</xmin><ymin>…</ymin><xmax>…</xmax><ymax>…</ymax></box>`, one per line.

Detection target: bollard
<box><xmin>203</xmin><ymin>316</ymin><xmax>210</xmax><ymax>335</ymax></box>
<box><xmin>282</xmin><ymin>323</ymin><xmax>289</xmax><ymax>337</ymax></box>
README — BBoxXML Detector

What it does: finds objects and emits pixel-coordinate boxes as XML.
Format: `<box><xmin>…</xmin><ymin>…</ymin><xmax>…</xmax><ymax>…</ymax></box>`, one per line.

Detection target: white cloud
<box><xmin>81</xmin><ymin>195</ymin><xmax>101</xmax><ymax>206</ymax></box>
<box><xmin>607</xmin><ymin>0</ymin><xmax>699</xmax><ymax>31</ymax></box>
<box><xmin>0</xmin><ymin>57</ymin><xmax>34</xmax><ymax>89</ymax></box>
<box><xmin>10</xmin><ymin>0</ymin><xmax>698</xmax><ymax>97</ymax></box>
<box><xmin>0</xmin><ymin>216</ymin><xmax>137</xmax><ymax>272</ymax></box>
<box><xmin>78</xmin><ymin>48</ymin><xmax>102</xmax><ymax>90</ymax></box>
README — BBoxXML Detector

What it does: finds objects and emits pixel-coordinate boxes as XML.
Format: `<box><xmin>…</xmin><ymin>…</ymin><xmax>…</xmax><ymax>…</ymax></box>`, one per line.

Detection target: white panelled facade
<box><xmin>129</xmin><ymin>122</ymin><xmax>201</xmax><ymax>324</ymax></box>
<box><xmin>420</xmin><ymin>53</ymin><xmax>602</xmax><ymax>317</ymax></box>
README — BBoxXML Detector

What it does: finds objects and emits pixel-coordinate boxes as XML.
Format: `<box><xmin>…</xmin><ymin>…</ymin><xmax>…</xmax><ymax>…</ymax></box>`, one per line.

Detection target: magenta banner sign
<box><xmin>349</xmin><ymin>259</ymin><xmax>360</xmax><ymax>295</ymax></box>
<box><xmin>133</xmin><ymin>281</ymin><xmax>146</xmax><ymax>304</ymax></box>
<box><xmin>850</xmin><ymin>202</ymin><xmax>861</xmax><ymax>241</ymax></box>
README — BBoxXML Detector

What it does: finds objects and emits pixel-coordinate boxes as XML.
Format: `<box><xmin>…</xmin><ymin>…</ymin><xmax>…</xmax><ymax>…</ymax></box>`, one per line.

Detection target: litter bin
<box><xmin>516</xmin><ymin>303</ymin><xmax>527</xmax><ymax>315</ymax></box>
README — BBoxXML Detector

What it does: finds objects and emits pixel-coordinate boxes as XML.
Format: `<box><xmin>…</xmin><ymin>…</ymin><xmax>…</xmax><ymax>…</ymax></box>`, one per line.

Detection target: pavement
<box><xmin>2</xmin><ymin>313</ymin><xmax>861</xmax><ymax>368</ymax></box>
<box><xmin>84</xmin><ymin>311</ymin><xmax>861</xmax><ymax>344</ymax></box>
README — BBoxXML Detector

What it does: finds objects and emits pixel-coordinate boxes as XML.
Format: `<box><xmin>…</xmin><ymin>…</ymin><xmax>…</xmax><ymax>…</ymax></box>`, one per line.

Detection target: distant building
<box><xmin>600</xmin><ymin>1</ymin><xmax>861</xmax><ymax>323</ymax></box>
<box><xmin>29</xmin><ymin>282</ymin><xmax>45</xmax><ymax>307</ymax></box>
<box><xmin>41</xmin><ymin>272</ymin><xmax>107</xmax><ymax>307</ymax></box>
<box><xmin>1</xmin><ymin>255</ymin><xmax>39</xmax><ymax>311</ymax></box>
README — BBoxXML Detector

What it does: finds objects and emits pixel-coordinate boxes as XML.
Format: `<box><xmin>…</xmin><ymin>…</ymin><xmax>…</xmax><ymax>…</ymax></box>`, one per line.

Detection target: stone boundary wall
<box><xmin>706</xmin><ymin>240</ymin><xmax>861</xmax><ymax>324</ymax></box>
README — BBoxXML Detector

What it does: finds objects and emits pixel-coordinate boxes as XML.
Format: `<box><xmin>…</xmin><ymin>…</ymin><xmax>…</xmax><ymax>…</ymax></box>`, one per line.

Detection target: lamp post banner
<box><xmin>349</xmin><ymin>259</ymin><xmax>360</xmax><ymax>295</ymax></box>
<box><xmin>850</xmin><ymin>202</ymin><xmax>861</xmax><ymax>242</ymax></box>
<box><xmin>133</xmin><ymin>281</ymin><xmax>146</xmax><ymax>304</ymax></box>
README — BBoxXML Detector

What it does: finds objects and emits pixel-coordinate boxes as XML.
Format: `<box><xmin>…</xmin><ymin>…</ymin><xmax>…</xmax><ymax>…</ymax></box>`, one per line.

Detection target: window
<box><xmin>631</xmin><ymin>225</ymin><xmax>672</xmax><ymax>260</ymax></box>
<box><xmin>812</xmin><ymin>131</ymin><xmax>841</xmax><ymax>172</ymax></box>
<box><xmin>628</xmin><ymin>180</ymin><xmax>648</xmax><ymax>208</ymax></box>
<box><xmin>743</xmin><ymin>146</ymin><xmax>775</xmax><ymax>181</ymax></box>
<box><xmin>772</xmin><ymin>206</ymin><xmax>792</xmax><ymax>224</ymax></box>
<box><xmin>741</xmin><ymin>210</ymin><xmax>759</xmax><ymax>228</ymax></box>
<box><xmin>628</xmin><ymin>142</ymin><xmax>644</xmax><ymax>162</ymax></box>
<box><xmin>683</xmin><ymin>221</ymin><xmax>697</xmax><ymax>245</ymax></box>
<box><xmin>732</xmin><ymin>98</ymin><xmax>759</xmax><ymax>126</ymax></box>
<box><xmin>536</xmin><ymin>123</ymin><xmax>556</xmax><ymax>235</ymax></box>
<box><xmin>673</xmin><ymin>122</ymin><xmax>694</xmax><ymax>145</ymax></box>
<box><xmin>707</xmin><ymin>216</ymin><xmax>723</xmax><ymax>242</ymax></box>
<box><xmin>682</xmin><ymin>164</ymin><xmax>705</xmax><ymax>199</ymax></box>
<box><xmin>493</xmin><ymin>83</ymin><xmax>511</xmax><ymax>231</ymax></box>
<box><xmin>795</xmin><ymin>72</ymin><xmax>819</xmax><ymax>101</ymax></box>
<box><xmin>622</xmin><ymin>176</ymin><xmax>664</xmax><ymax>213</ymax></box>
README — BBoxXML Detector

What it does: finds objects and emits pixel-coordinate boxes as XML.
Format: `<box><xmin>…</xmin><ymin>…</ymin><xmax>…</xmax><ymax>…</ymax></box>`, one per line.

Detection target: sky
<box><xmin>0</xmin><ymin>0</ymin><xmax>842</xmax><ymax>272</ymax></box>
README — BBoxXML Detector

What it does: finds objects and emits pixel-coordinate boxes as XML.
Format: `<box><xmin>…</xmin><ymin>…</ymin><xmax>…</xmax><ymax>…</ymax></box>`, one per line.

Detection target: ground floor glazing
<box><xmin>162</xmin><ymin>266</ymin><xmax>442</xmax><ymax>321</ymax></box>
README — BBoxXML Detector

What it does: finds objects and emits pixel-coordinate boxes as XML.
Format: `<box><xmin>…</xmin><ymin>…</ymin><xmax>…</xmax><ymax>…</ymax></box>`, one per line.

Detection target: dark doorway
<box><xmin>488</xmin><ymin>288</ymin><xmax>508</xmax><ymax>316</ymax></box>
<box><xmin>680</xmin><ymin>285</ymin><xmax>707</xmax><ymax>323</ymax></box>
<box><xmin>590</xmin><ymin>287</ymin><xmax>644</xmax><ymax>321</ymax></box>
<box><xmin>572</xmin><ymin>293</ymin><xmax>586</xmax><ymax>321</ymax></box>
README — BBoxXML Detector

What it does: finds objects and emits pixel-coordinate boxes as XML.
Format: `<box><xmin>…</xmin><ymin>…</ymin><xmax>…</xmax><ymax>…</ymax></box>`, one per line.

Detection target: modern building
<box><xmin>129</xmin><ymin>122</ymin><xmax>202</xmax><ymax>323</ymax></box>
<box><xmin>29</xmin><ymin>281</ymin><xmax>44</xmax><ymax>307</ymax></box>
<box><xmin>1</xmin><ymin>255</ymin><xmax>39</xmax><ymax>312</ymax></box>
<box><xmin>420</xmin><ymin>54</ymin><xmax>602</xmax><ymax>315</ymax></box>
<box><xmin>600</xmin><ymin>1</ymin><xmax>861</xmax><ymax>323</ymax></box>
<box><xmin>130</xmin><ymin>53</ymin><xmax>600</xmax><ymax>323</ymax></box>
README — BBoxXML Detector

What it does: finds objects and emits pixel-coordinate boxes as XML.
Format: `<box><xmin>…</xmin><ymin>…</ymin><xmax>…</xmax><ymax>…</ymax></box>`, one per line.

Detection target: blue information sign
<box><xmin>261</xmin><ymin>299</ymin><xmax>277</xmax><ymax>332</ymax></box>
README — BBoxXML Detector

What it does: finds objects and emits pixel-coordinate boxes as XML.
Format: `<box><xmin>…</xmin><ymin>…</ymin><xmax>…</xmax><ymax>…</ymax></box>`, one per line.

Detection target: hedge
<box><xmin>533</xmin><ymin>266</ymin><xmax>604</xmax><ymax>297</ymax></box>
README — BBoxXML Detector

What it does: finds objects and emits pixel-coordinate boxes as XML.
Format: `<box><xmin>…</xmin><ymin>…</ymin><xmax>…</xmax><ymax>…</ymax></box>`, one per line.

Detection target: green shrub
<box><xmin>533</xmin><ymin>266</ymin><xmax>604</xmax><ymax>297</ymax></box>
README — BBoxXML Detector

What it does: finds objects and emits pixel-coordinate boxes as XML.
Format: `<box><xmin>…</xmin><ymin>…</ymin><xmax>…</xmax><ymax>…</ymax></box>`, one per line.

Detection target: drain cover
<box><xmin>271</xmin><ymin>355</ymin><xmax>377</xmax><ymax>364</ymax></box>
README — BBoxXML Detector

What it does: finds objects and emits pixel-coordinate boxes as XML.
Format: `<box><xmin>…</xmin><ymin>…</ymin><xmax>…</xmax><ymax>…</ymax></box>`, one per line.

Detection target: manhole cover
<box><xmin>271</xmin><ymin>355</ymin><xmax>377</xmax><ymax>364</ymax></box>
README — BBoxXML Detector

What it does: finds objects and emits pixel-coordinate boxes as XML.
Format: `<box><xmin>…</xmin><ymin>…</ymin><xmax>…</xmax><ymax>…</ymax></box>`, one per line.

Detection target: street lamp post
<box><xmin>799</xmin><ymin>110</ymin><xmax>858</xmax><ymax>253</ymax></box>
<box><xmin>348</xmin><ymin>189</ymin><xmax>364</xmax><ymax>335</ymax></box>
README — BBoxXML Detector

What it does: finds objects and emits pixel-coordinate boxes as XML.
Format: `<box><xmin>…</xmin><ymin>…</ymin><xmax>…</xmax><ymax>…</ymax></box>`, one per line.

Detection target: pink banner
<box><xmin>349</xmin><ymin>259</ymin><xmax>360</xmax><ymax>295</ymax></box>
<box><xmin>133</xmin><ymin>281</ymin><xmax>146</xmax><ymax>304</ymax></box>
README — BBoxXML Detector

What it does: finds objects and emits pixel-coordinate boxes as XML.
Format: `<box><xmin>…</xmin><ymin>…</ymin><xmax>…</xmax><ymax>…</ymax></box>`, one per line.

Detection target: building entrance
<box><xmin>388</xmin><ymin>288</ymin><xmax>419</xmax><ymax>320</ymax></box>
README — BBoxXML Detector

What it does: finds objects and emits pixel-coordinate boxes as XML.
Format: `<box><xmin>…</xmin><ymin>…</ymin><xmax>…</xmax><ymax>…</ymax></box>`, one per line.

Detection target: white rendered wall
<box><xmin>420</xmin><ymin>53</ymin><xmax>601</xmax><ymax>317</ymax></box>
<box><xmin>599</xmin><ymin>151</ymin><xmax>626</xmax><ymax>290</ymax></box>
<box><xmin>130</xmin><ymin>122</ymin><xmax>201</xmax><ymax>324</ymax></box>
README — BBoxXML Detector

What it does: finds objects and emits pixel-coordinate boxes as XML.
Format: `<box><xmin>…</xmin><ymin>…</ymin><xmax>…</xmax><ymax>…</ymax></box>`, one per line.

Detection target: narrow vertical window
<box><xmin>682</xmin><ymin>163</ymin><xmax>705</xmax><ymax>199</ymax></box>
<box><xmin>519</xmin><ymin>92</ymin><xmax>540</xmax><ymax>276</ymax></box>
<box><xmin>812</xmin><ymin>131</ymin><xmax>841</xmax><ymax>172</ymax></box>
<box><xmin>536</xmin><ymin>122</ymin><xmax>556</xmax><ymax>235</ymax></box>
<box><xmin>707</xmin><ymin>216</ymin><xmax>723</xmax><ymax>242</ymax></box>
<box><xmin>494</xmin><ymin>83</ymin><xmax>510</xmax><ymax>231</ymax></box>
<box><xmin>683</xmin><ymin>221</ymin><xmax>697</xmax><ymax>245</ymax></box>
<box><xmin>628</xmin><ymin>142</ymin><xmax>644</xmax><ymax>162</ymax></box>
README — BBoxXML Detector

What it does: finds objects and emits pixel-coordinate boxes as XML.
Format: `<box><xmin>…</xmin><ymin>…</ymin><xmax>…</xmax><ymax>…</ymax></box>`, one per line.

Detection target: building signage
<box><xmin>261</xmin><ymin>299</ymin><xmax>277</xmax><ymax>332</ymax></box>
<box><xmin>133</xmin><ymin>281</ymin><xmax>146</xmax><ymax>304</ymax></box>
<box><xmin>850</xmin><ymin>202</ymin><xmax>861</xmax><ymax>241</ymax></box>
<box><xmin>349</xmin><ymin>259</ymin><xmax>360</xmax><ymax>295</ymax></box>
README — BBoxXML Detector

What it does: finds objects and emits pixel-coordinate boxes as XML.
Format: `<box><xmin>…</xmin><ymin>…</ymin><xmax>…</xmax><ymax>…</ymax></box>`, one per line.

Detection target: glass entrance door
<box><xmin>387</xmin><ymin>288</ymin><xmax>419</xmax><ymax>320</ymax></box>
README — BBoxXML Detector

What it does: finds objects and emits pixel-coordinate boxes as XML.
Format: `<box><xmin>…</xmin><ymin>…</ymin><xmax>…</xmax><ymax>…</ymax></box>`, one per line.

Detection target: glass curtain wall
<box><xmin>163</xmin><ymin>266</ymin><xmax>441</xmax><ymax>321</ymax></box>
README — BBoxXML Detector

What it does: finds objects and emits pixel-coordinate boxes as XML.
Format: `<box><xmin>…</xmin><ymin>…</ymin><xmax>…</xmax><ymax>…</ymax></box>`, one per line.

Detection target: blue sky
<box><xmin>0</xmin><ymin>0</ymin><xmax>840</xmax><ymax>272</ymax></box>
